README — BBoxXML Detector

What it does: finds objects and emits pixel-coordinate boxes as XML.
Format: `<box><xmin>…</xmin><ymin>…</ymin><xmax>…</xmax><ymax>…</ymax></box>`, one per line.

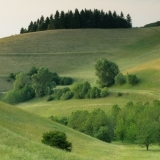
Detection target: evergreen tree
<box><xmin>73</xmin><ymin>9</ymin><xmax>80</xmax><ymax>28</ymax></box>
<box><xmin>126</xmin><ymin>14</ymin><xmax>132</xmax><ymax>28</ymax></box>
<box><xmin>54</xmin><ymin>10</ymin><xmax>60</xmax><ymax>29</ymax></box>
<box><xmin>32</xmin><ymin>22</ymin><xmax>38</xmax><ymax>32</ymax></box>
<box><xmin>20</xmin><ymin>27</ymin><xmax>27</xmax><ymax>34</ymax></box>
<box><xmin>44</xmin><ymin>17</ymin><xmax>50</xmax><ymax>30</ymax></box>
<box><xmin>60</xmin><ymin>11</ymin><xmax>65</xmax><ymax>28</ymax></box>
<box><xmin>108</xmin><ymin>11</ymin><xmax>113</xmax><ymax>28</ymax></box>
<box><xmin>93</xmin><ymin>9</ymin><xmax>101</xmax><ymax>28</ymax></box>
<box><xmin>48</xmin><ymin>14</ymin><xmax>55</xmax><ymax>29</ymax></box>
<box><xmin>28</xmin><ymin>21</ymin><xmax>34</xmax><ymax>32</ymax></box>
<box><xmin>80</xmin><ymin>9</ymin><xmax>87</xmax><ymax>28</ymax></box>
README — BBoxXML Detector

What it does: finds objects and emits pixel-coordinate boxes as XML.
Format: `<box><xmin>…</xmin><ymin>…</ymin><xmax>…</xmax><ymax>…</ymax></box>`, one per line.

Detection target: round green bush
<box><xmin>41</xmin><ymin>130</ymin><xmax>72</xmax><ymax>151</ymax></box>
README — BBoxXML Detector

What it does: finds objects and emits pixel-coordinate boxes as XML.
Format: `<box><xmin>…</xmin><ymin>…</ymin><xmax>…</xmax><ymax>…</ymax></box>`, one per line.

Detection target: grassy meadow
<box><xmin>0</xmin><ymin>27</ymin><xmax>160</xmax><ymax>159</ymax></box>
<box><xmin>1</xmin><ymin>102</ymin><xmax>160</xmax><ymax>160</ymax></box>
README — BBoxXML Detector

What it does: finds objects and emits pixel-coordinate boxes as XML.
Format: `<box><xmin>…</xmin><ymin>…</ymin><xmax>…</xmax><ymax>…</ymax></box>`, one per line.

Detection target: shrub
<box><xmin>117</xmin><ymin>92</ymin><xmax>123</xmax><ymax>97</ymax></box>
<box><xmin>28</xmin><ymin>66</ymin><xmax>38</xmax><ymax>77</ymax></box>
<box><xmin>9</xmin><ymin>73</ymin><xmax>15</xmax><ymax>79</ymax></box>
<box><xmin>100</xmin><ymin>87</ymin><xmax>109</xmax><ymax>97</ymax></box>
<box><xmin>127</xmin><ymin>74</ymin><xmax>138</xmax><ymax>86</ymax></box>
<box><xmin>50</xmin><ymin>116</ymin><xmax>68</xmax><ymax>125</ymax></box>
<box><xmin>60</xmin><ymin>91</ymin><xmax>73</xmax><ymax>100</ymax></box>
<box><xmin>2</xmin><ymin>85</ymin><xmax>35</xmax><ymax>104</ymax></box>
<box><xmin>72</xmin><ymin>81</ymin><xmax>91</xmax><ymax>99</ymax></box>
<box><xmin>54</xmin><ymin>87</ymin><xmax>70</xmax><ymax>100</ymax></box>
<box><xmin>60</xmin><ymin>77</ymin><xmax>73</xmax><ymax>85</ymax></box>
<box><xmin>51</xmin><ymin>72</ymin><xmax>60</xmax><ymax>85</ymax></box>
<box><xmin>88</xmin><ymin>87</ymin><xmax>101</xmax><ymax>99</ymax></box>
<box><xmin>47</xmin><ymin>95</ymin><xmax>54</xmax><ymax>101</ymax></box>
<box><xmin>115</xmin><ymin>73</ymin><xmax>126</xmax><ymax>85</ymax></box>
<box><xmin>95</xmin><ymin>126</ymin><xmax>112</xmax><ymax>143</ymax></box>
<box><xmin>41</xmin><ymin>131</ymin><xmax>72</xmax><ymax>151</ymax></box>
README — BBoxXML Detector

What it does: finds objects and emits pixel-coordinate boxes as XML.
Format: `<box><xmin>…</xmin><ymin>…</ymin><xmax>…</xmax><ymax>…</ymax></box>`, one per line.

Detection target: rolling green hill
<box><xmin>0</xmin><ymin>27</ymin><xmax>160</xmax><ymax>91</ymax></box>
<box><xmin>1</xmin><ymin>27</ymin><xmax>160</xmax><ymax>159</ymax></box>
<box><xmin>1</xmin><ymin>101</ymin><xmax>160</xmax><ymax>160</ymax></box>
<box><xmin>0</xmin><ymin>27</ymin><xmax>160</xmax><ymax>118</ymax></box>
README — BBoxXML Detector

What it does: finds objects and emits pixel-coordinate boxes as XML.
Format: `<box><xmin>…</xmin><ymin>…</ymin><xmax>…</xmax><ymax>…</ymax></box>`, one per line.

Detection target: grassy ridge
<box><xmin>1</xmin><ymin>27</ymin><xmax>160</xmax><ymax>159</ymax></box>
<box><xmin>1</xmin><ymin>102</ymin><xmax>160</xmax><ymax>160</ymax></box>
<box><xmin>0</xmin><ymin>27</ymin><xmax>160</xmax><ymax>91</ymax></box>
<box><xmin>0</xmin><ymin>102</ymin><xmax>107</xmax><ymax>160</ymax></box>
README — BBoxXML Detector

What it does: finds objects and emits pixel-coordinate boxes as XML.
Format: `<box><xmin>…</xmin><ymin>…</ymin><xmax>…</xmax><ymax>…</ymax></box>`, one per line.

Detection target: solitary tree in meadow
<box><xmin>95</xmin><ymin>59</ymin><xmax>119</xmax><ymax>87</ymax></box>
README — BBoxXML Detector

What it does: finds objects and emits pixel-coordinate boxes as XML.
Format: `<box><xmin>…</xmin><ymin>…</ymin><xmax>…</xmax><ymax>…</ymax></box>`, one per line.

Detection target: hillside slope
<box><xmin>1</xmin><ymin>102</ymin><xmax>160</xmax><ymax>160</ymax></box>
<box><xmin>0</xmin><ymin>27</ymin><xmax>160</xmax><ymax>91</ymax></box>
<box><xmin>0</xmin><ymin>102</ymin><xmax>121</xmax><ymax>160</ymax></box>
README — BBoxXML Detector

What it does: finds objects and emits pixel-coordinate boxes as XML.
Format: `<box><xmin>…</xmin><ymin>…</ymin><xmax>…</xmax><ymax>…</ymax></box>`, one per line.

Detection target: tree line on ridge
<box><xmin>20</xmin><ymin>9</ymin><xmax>132</xmax><ymax>33</ymax></box>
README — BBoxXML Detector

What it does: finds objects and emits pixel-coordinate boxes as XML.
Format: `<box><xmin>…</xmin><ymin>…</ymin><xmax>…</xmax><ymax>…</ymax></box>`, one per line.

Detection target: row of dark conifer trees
<box><xmin>20</xmin><ymin>9</ymin><xmax>132</xmax><ymax>33</ymax></box>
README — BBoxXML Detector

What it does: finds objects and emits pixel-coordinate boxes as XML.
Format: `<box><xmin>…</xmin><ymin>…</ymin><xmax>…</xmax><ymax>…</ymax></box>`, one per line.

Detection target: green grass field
<box><xmin>0</xmin><ymin>27</ymin><xmax>160</xmax><ymax>159</ymax></box>
<box><xmin>0</xmin><ymin>27</ymin><xmax>160</xmax><ymax>90</ymax></box>
<box><xmin>1</xmin><ymin>102</ymin><xmax>160</xmax><ymax>160</ymax></box>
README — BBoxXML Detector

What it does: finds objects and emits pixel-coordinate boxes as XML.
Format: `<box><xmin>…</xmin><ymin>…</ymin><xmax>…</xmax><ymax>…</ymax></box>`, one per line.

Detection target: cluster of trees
<box><xmin>20</xmin><ymin>9</ymin><xmax>132</xmax><ymax>33</ymax></box>
<box><xmin>51</xmin><ymin>100</ymin><xmax>160</xmax><ymax>150</ymax></box>
<box><xmin>144</xmin><ymin>21</ymin><xmax>160</xmax><ymax>28</ymax></box>
<box><xmin>3</xmin><ymin>67</ymin><xmax>73</xmax><ymax>104</ymax></box>
<box><xmin>68</xmin><ymin>109</ymin><xmax>113</xmax><ymax>143</ymax></box>
<box><xmin>95</xmin><ymin>59</ymin><xmax>138</xmax><ymax>87</ymax></box>
<box><xmin>49</xmin><ymin>57</ymin><xmax>139</xmax><ymax>101</ymax></box>
<box><xmin>3</xmin><ymin>59</ymin><xmax>138</xmax><ymax>104</ymax></box>
<box><xmin>50</xmin><ymin>81</ymin><xmax>109</xmax><ymax>101</ymax></box>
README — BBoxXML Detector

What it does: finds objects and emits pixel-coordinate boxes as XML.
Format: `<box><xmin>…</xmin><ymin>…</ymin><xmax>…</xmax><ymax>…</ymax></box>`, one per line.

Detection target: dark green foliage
<box><xmin>41</xmin><ymin>130</ymin><xmax>72</xmax><ymax>151</ymax></box>
<box><xmin>20</xmin><ymin>27</ymin><xmax>27</xmax><ymax>34</ymax></box>
<box><xmin>67</xmin><ymin>101</ymin><xmax>160</xmax><ymax>150</ymax></box>
<box><xmin>59</xmin><ymin>77</ymin><xmax>73</xmax><ymax>85</ymax></box>
<box><xmin>126</xmin><ymin>14</ymin><xmax>132</xmax><ymax>28</ymax></box>
<box><xmin>46</xmin><ymin>95</ymin><xmax>54</xmax><ymax>101</ymax></box>
<box><xmin>88</xmin><ymin>87</ymin><xmax>101</xmax><ymax>99</ymax></box>
<box><xmin>50</xmin><ymin>116</ymin><xmax>68</xmax><ymax>125</ymax></box>
<box><xmin>111</xmin><ymin>104</ymin><xmax>121</xmax><ymax>119</ymax></box>
<box><xmin>51</xmin><ymin>73</ymin><xmax>60</xmax><ymax>85</ymax></box>
<box><xmin>72</xmin><ymin>81</ymin><xmax>91</xmax><ymax>99</ymax></box>
<box><xmin>95</xmin><ymin>126</ymin><xmax>112</xmax><ymax>143</ymax></box>
<box><xmin>127</xmin><ymin>74</ymin><xmax>138</xmax><ymax>85</ymax></box>
<box><xmin>100</xmin><ymin>87</ymin><xmax>109</xmax><ymax>97</ymax></box>
<box><xmin>60</xmin><ymin>91</ymin><xmax>73</xmax><ymax>100</ymax></box>
<box><xmin>28</xmin><ymin>66</ymin><xmax>38</xmax><ymax>77</ymax></box>
<box><xmin>117</xmin><ymin>92</ymin><xmax>123</xmax><ymax>97</ymax></box>
<box><xmin>54</xmin><ymin>87</ymin><xmax>71</xmax><ymax>100</ymax></box>
<box><xmin>68</xmin><ymin>109</ymin><xmax>113</xmax><ymax>142</ymax></box>
<box><xmin>144</xmin><ymin>21</ymin><xmax>160</xmax><ymax>27</ymax></box>
<box><xmin>115</xmin><ymin>118</ymin><xmax>126</xmax><ymax>142</ymax></box>
<box><xmin>3</xmin><ymin>73</ymin><xmax>35</xmax><ymax>104</ymax></box>
<box><xmin>21</xmin><ymin>9</ymin><xmax>132</xmax><ymax>34</ymax></box>
<box><xmin>31</xmin><ymin>68</ymin><xmax>56</xmax><ymax>97</ymax></box>
<box><xmin>68</xmin><ymin>110</ymin><xmax>89</xmax><ymax>132</ymax></box>
<box><xmin>9</xmin><ymin>73</ymin><xmax>15</xmax><ymax>79</ymax></box>
<box><xmin>95</xmin><ymin>59</ymin><xmax>119</xmax><ymax>87</ymax></box>
<box><xmin>115</xmin><ymin>73</ymin><xmax>126</xmax><ymax>85</ymax></box>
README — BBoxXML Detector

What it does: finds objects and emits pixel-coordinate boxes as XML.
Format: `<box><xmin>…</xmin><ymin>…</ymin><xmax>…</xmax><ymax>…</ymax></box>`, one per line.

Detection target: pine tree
<box><xmin>60</xmin><ymin>11</ymin><xmax>65</xmax><ymax>28</ymax></box>
<box><xmin>54</xmin><ymin>10</ymin><xmax>60</xmax><ymax>29</ymax></box>
<box><xmin>108</xmin><ymin>11</ymin><xmax>113</xmax><ymax>28</ymax></box>
<box><xmin>73</xmin><ymin>9</ymin><xmax>80</xmax><ymax>28</ymax></box>
<box><xmin>126</xmin><ymin>14</ymin><xmax>132</xmax><ymax>28</ymax></box>
<box><xmin>28</xmin><ymin>21</ymin><xmax>34</xmax><ymax>32</ymax></box>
